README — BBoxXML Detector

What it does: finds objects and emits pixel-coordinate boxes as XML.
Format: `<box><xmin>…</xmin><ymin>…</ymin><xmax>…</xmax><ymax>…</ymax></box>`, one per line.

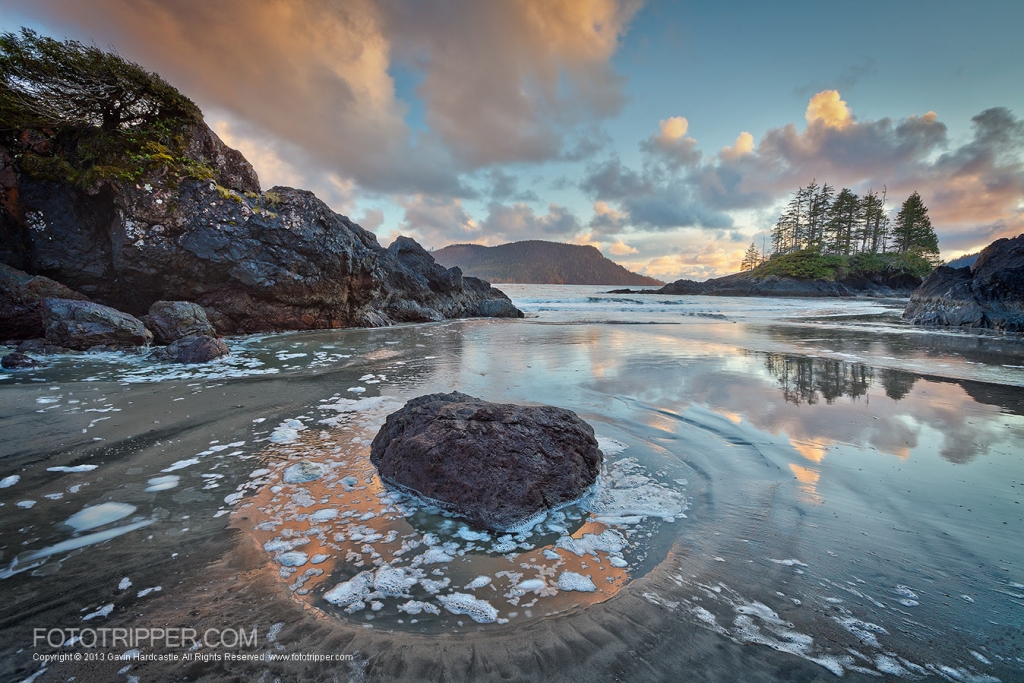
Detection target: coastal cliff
<box><xmin>903</xmin><ymin>234</ymin><xmax>1024</xmax><ymax>331</ymax></box>
<box><xmin>0</xmin><ymin>41</ymin><xmax>520</xmax><ymax>339</ymax></box>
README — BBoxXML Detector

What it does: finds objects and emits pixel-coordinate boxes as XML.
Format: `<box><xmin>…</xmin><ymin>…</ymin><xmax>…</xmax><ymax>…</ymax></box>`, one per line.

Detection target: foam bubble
<box><xmin>464</xmin><ymin>576</ymin><xmax>492</xmax><ymax>590</ymax></box>
<box><xmin>162</xmin><ymin>458</ymin><xmax>200</xmax><ymax>473</ymax></box>
<box><xmin>437</xmin><ymin>593</ymin><xmax>499</xmax><ymax>623</ymax></box>
<box><xmin>557</xmin><ymin>572</ymin><xmax>597</xmax><ymax>592</ymax></box>
<box><xmin>283</xmin><ymin>461</ymin><xmax>326</xmax><ymax>484</ymax></box>
<box><xmin>65</xmin><ymin>502</ymin><xmax>137</xmax><ymax>532</ymax></box>
<box><xmin>145</xmin><ymin>475</ymin><xmax>180</xmax><ymax>492</ymax></box>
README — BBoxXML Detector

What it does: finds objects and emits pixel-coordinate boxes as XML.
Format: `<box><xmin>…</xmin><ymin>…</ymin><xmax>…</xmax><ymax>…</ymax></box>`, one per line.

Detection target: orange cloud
<box><xmin>805</xmin><ymin>90</ymin><xmax>852</xmax><ymax>129</ymax></box>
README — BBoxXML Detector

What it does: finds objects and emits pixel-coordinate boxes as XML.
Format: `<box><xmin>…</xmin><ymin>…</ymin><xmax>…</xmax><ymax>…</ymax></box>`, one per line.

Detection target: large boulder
<box><xmin>370</xmin><ymin>392</ymin><xmax>602</xmax><ymax>531</ymax></box>
<box><xmin>142</xmin><ymin>300</ymin><xmax>215</xmax><ymax>344</ymax></box>
<box><xmin>1</xmin><ymin>262</ymin><xmax>89</xmax><ymax>341</ymax></box>
<box><xmin>904</xmin><ymin>234</ymin><xmax>1024</xmax><ymax>330</ymax></box>
<box><xmin>41</xmin><ymin>298</ymin><xmax>152</xmax><ymax>350</ymax></box>
<box><xmin>1</xmin><ymin>123</ymin><xmax>521</xmax><ymax>333</ymax></box>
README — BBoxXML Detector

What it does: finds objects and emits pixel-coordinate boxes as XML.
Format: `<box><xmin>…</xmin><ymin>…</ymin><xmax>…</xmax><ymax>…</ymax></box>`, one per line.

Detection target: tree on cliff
<box><xmin>891</xmin><ymin>191</ymin><xmax>939</xmax><ymax>262</ymax></box>
<box><xmin>0</xmin><ymin>28</ymin><xmax>200</xmax><ymax>133</ymax></box>
<box><xmin>740</xmin><ymin>243</ymin><xmax>760</xmax><ymax>271</ymax></box>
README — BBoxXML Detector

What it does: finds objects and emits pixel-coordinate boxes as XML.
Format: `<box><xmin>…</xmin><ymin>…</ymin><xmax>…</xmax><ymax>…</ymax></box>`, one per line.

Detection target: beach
<box><xmin>2</xmin><ymin>285</ymin><xmax>1022</xmax><ymax>682</ymax></box>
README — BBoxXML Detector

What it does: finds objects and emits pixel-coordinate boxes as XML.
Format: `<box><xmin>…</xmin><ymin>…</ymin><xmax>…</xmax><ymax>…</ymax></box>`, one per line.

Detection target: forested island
<box><xmin>639</xmin><ymin>182</ymin><xmax>943</xmax><ymax>297</ymax></box>
<box><xmin>432</xmin><ymin>241</ymin><xmax>663</xmax><ymax>286</ymax></box>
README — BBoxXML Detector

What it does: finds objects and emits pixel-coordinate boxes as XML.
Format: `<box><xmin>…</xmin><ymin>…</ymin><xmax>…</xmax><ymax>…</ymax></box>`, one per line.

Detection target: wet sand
<box><xmin>2</xmin><ymin>292</ymin><xmax>1023</xmax><ymax>682</ymax></box>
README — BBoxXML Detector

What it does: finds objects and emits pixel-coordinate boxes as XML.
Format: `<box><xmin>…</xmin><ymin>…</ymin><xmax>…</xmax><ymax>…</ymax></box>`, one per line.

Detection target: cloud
<box><xmin>392</xmin><ymin>195</ymin><xmax>481</xmax><ymax>249</ymax></box>
<box><xmin>607</xmin><ymin>239</ymin><xmax>639</xmax><ymax>255</ymax></box>
<box><xmin>805</xmin><ymin>90</ymin><xmax>852</xmax><ymax>129</ymax></box>
<box><xmin>15</xmin><ymin>0</ymin><xmax>639</xmax><ymax>194</ymax></box>
<box><xmin>793</xmin><ymin>57</ymin><xmax>876</xmax><ymax>99</ymax></box>
<box><xmin>479</xmin><ymin>202</ymin><xmax>583</xmax><ymax>242</ymax></box>
<box><xmin>640</xmin><ymin>115</ymin><xmax>701</xmax><ymax>168</ymax></box>
<box><xmin>588</xmin><ymin>91</ymin><xmax>1024</xmax><ymax>266</ymax></box>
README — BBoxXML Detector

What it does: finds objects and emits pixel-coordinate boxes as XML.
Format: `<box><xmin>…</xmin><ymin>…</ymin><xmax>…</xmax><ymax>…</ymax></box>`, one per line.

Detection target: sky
<box><xmin>2</xmin><ymin>0</ymin><xmax>1023</xmax><ymax>281</ymax></box>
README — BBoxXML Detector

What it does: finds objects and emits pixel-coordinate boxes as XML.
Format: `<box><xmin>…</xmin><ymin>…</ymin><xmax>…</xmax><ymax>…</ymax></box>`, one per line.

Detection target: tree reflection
<box><xmin>764</xmin><ymin>354</ymin><xmax>919</xmax><ymax>405</ymax></box>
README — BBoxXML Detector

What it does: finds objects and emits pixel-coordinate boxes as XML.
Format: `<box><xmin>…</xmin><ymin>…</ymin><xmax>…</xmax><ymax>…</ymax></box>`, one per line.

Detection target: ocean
<box><xmin>1</xmin><ymin>284</ymin><xmax>1022</xmax><ymax>682</ymax></box>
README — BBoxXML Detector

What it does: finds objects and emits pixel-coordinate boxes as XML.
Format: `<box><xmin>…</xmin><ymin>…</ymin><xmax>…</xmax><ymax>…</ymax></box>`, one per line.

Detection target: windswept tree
<box><xmin>0</xmin><ymin>28</ymin><xmax>200</xmax><ymax>132</ymax></box>
<box><xmin>0</xmin><ymin>28</ymin><xmax>214</xmax><ymax>188</ymax></box>
<box><xmin>891</xmin><ymin>191</ymin><xmax>939</xmax><ymax>262</ymax></box>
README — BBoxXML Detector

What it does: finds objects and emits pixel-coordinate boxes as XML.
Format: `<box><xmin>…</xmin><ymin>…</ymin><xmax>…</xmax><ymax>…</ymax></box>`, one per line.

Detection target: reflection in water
<box><xmin>764</xmin><ymin>352</ymin><xmax>928</xmax><ymax>406</ymax></box>
<box><xmin>764</xmin><ymin>354</ymin><xmax>871</xmax><ymax>405</ymax></box>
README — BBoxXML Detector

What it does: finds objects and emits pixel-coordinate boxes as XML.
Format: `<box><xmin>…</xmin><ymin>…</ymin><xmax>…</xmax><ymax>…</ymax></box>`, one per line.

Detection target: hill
<box><xmin>431</xmin><ymin>241</ymin><xmax>663</xmax><ymax>286</ymax></box>
<box><xmin>946</xmin><ymin>252</ymin><xmax>980</xmax><ymax>269</ymax></box>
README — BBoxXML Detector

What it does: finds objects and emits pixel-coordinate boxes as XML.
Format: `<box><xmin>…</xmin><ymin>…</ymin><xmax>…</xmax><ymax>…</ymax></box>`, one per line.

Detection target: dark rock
<box><xmin>1</xmin><ymin>351</ymin><xmax>41</xmax><ymax>369</ymax></box>
<box><xmin>473</xmin><ymin>297</ymin><xmax>524</xmax><ymax>318</ymax></box>
<box><xmin>657</xmin><ymin>279</ymin><xmax>708</xmax><ymax>295</ymax></box>
<box><xmin>181</xmin><ymin>122</ymin><xmax>260</xmax><ymax>194</ymax></box>
<box><xmin>149</xmin><ymin>334</ymin><xmax>229</xmax><ymax>364</ymax></box>
<box><xmin>174</xmin><ymin>335</ymin><xmax>229</xmax><ymax>364</ymax></box>
<box><xmin>41</xmin><ymin>298</ymin><xmax>153</xmax><ymax>350</ymax></box>
<box><xmin>142</xmin><ymin>300</ymin><xmax>215</xmax><ymax>344</ymax></box>
<box><xmin>904</xmin><ymin>234</ymin><xmax>1024</xmax><ymax>330</ymax></box>
<box><xmin>656</xmin><ymin>270</ymin><xmax>921</xmax><ymax>297</ymax></box>
<box><xmin>16</xmin><ymin>338</ymin><xmax>68</xmax><ymax>354</ymax></box>
<box><xmin>1</xmin><ymin>124</ymin><xmax>521</xmax><ymax>333</ymax></box>
<box><xmin>370</xmin><ymin>392</ymin><xmax>602</xmax><ymax>531</ymax></box>
<box><xmin>0</xmin><ymin>262</ymin><xmax>89</xmax><ymax>340</ymax></box>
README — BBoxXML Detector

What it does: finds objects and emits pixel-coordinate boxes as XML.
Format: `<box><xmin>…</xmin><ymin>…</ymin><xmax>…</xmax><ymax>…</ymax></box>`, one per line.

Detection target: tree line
<box><xmin>741</xmin><ymin>181</ymin><xmax>940</xmax><ymax>271</ymax></box>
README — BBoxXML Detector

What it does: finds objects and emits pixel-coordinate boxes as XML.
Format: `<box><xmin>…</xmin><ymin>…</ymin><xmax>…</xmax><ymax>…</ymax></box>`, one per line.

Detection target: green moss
<box><xmin>215</xmin><ymin>184</ymin><xmax>241</xmax><ymax>202</ymax></box>
<box><xmin>18</xmin><ymin>154</ymin><xmax>76</xmax><ymax>183</ymax></box>
<box><xmin>262</xmin><ymin>190</ymin><xmax>283</xmax><ymax>208</ymax></box>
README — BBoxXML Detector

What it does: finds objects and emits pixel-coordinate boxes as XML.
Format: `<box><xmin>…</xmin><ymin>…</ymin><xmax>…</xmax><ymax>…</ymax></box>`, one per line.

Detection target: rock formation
<box><xmin>370</xmin><ymin>392</ymin><xmax>602</xmax><ymax>531</ymax></box>
<box><xmin>1</xmin><ymin>123</ymin><xmax>521</xmax><ymax>336</ymax></box>
<box><xmin>903</xmin><ymin>234</ymin><xmax>1024</xmax><ymax>330</ymax></box>
<box><xmin>651</xmin><ymin>271</ymin><xmax>921</xmax><ymax>297</ymax></box>
<box><xmin>41</xmin><ymin>298</ymin><xmax>152</xmax><ymax>350</ymax></box>
<box><xmin>141</xmin><ymin>300</ymin><xmax>216</xmax><ymax>344</ymax></box>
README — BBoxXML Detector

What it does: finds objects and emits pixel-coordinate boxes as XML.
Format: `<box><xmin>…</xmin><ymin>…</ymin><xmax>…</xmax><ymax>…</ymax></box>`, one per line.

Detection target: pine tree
<box><xmin>859</xmin><ymin>188</ymin><xmax>888</xmax><ymax>254</ymax></box>
<box><xmin>892</xmin><ymin>191</ymin><xmax>939</xmax><ymax>260</ymax></box>
<box><xmin>741</xmin><ymin>242</ymin><xmax>760</xmax><ymax>271</ymax></box>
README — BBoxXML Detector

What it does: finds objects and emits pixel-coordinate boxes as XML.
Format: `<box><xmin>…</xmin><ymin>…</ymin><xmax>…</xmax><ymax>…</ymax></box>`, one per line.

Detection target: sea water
<box><xmin>1</xmin><ymin>285</ymin><xmax>1022</xmax><ymax>682</ymax></box>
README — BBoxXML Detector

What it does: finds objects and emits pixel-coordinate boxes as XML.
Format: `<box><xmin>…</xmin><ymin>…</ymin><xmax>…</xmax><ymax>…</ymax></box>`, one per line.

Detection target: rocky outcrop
<box><xmin>149</xmin><ymin>334</ymin><xmax>230</xmax><ymax>364</ymax></box>
<box><xmin>181</xmin><ymin>122</ymin><xmax>260</xmax><ymax>195</ymax></box>
<box><xmin>650</xmin><ymin>271</ymin><xmax>922</xmax><ymax>297</ymax></box>
<box><xmin>141</xmin><ymin>300</ymin><xmax>216</xmax><ymax>344</ymax></box>
<box><xmin>0</xmin><ymin>123</ymin><xmax>521</xmax><ymax>335</ymax></box>
<box><xmin>370</xmin><ymin>392</ymin><xmax>602</xmax><ymax>531</ymax></box>
<box><xmin>41</xmin><ymin>298</ymin><xmax>152</xmax><ymax>350</ymax></box>
<box><xmin>903</xmin><ymin>234</ymin><xmax>1024</xmax><ymax>330</ymax></box>
<box><xmin>1</xmin><ymin>262</ymin><xmax>89</xmax><ymax>341</ymax></box>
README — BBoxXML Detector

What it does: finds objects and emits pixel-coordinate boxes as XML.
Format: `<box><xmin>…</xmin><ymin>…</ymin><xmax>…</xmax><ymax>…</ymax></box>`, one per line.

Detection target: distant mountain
<box><xmin>945</xmin><ymin>252</ymin><xmax>981</xmax><ymax>269</ymax></box>
<box><xmin>431</xmin><ymin>241</ymin><xmax>663</xmax><ymax>286</ymax></box>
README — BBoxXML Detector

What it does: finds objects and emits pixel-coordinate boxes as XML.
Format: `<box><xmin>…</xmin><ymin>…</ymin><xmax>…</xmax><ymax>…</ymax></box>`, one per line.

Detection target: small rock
<box><xmin>150</xmin><ymin>335</ymin><xmax>230</xmax><ymax>364</ymax></box>
<box><xmin>1</xmin><ymin>351</ymin><xmax>41</xmax><ymax>369</ymax></box>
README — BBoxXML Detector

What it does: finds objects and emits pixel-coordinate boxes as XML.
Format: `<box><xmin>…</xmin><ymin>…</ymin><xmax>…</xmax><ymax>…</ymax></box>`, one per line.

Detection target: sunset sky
<box><xmin>2</xmin><ymin>0</ymin><xmax>1023</xmax><ymax>280</ymax></box>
